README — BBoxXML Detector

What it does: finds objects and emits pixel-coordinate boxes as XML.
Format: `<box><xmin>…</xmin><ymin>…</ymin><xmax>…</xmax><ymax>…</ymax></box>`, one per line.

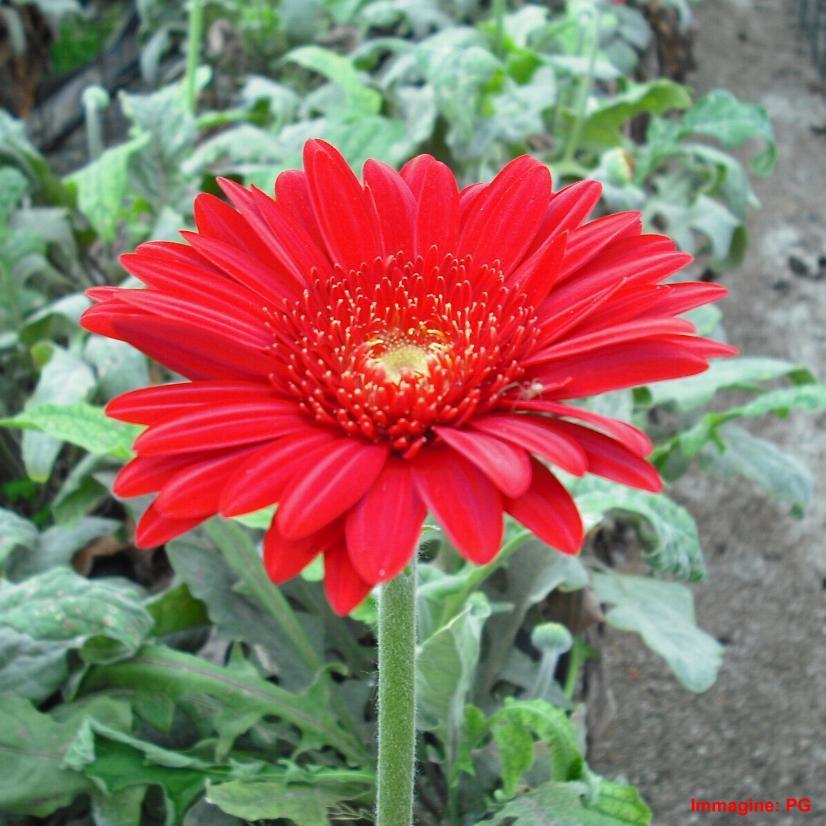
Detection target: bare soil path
<box><xmin>589</xmin><ymin>1</ymin><xmax>826</xmax><ymax>823</ymax></box>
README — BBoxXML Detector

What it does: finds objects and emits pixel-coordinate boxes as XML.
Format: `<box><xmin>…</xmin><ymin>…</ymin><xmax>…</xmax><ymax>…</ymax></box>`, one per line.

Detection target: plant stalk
<box><xmin>561</xmin><ymin>7</ymin><xmax>600</xmax><ymax>165</ymax></box>
<box><xmin>376</xmin><ymin>556</ymin><xmax>418</xmax><ymax>826</ymax></box>
<box><xmin>184</xmin><ymin>0</ymin><xmax>204</xmax><ymax>113</ymax></box>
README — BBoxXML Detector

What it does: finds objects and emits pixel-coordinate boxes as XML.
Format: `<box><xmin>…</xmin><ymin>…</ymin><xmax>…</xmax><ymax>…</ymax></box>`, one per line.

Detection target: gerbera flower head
<box><xmin>81</xmin><ymin>139</ymin><xmax>735</xmax><ymax>614</ymax></box>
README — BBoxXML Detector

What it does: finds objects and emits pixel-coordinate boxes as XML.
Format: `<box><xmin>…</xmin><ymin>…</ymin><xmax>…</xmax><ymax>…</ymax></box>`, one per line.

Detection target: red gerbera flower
<box><xmin>81</xmin><ymin>139</ymin><xmax>735</xmax><ymax>615</ymax></box>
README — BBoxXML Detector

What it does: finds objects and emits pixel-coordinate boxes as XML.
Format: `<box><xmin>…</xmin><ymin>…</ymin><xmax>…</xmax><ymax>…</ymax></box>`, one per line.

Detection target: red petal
<box><xmin>106</xmin><ymin>381</ymin><xmax>277</xmax><ymax>425</ymax></box>
<box><xmin>276</xmin><ymin>440</ymin><xmax>388</xmax><ymax>539</ymax></box>
<box><xmin>110</xmin><ymin>316</ymin><xmax>275</xmax><ymax>381</ymax></box>
<box><xmin>115</xmin><ymin>454</ymin><xmax>190</xmax><ymax>497</ymax></box>
<box><xmin>303</xmin><ymin>139</ymin><xmax>381</xmax><ymax>269</ymax></box>
<box><xmin>458</xmin><ymin>156</ymin><xmax>551</xmax><ymax>274</ymax></box>
<box><xmin>324</xmin><ymin>543</ymin><xmax>373</xmax><ymax>616</ymax></box>
<box><xmin>109</xmin><ymin>289</ymin><xmax>269</xmax><ymax>349</ymax></box>
<box><xmin>548</xmin><ymin>420</ymin><xmax>662</xmax><ymax>492</ymax></box>
<box><xmin>560</xmin><ymin>211</ymin><xmax>642</xmax><ymax>278</ymax></box>
<box><xmin>134</xmin><ymin>502</ymin><xmax>204</xmax><ymax>548</ymax></box>
<box><xmin>507</xmin><ymin>232</ymin><xmax>568</xmax><ymax>307</ymax></box>
<box><xmin>402</xmin><ymin>155</ymin><xmax>460</xmax><ymax>258</ymax></box>
<box><xmin>263</xmin><ymin>518</ymin><xmax>339</xmax><ymax>584</ymax></box>
<box><xmin>411</xmin><ymin>448</ymin><xmax>503</xmax><ymax>564</ymax></box>
<box><xmin>218</xmin><ymin>177</ymin><xmax>330</xmax><ymax>283</ymax></box>
<box><xmin>434</xmin><ymin>425</ymin><xmax>532</xmax><ymax>497</ymax></box>
<box><xmin>526</xmin><ymin>318</ymin><xmax>696</xmax><ymax>365</ymax></box>
<box><xmin>153</xmin><ymin>445</ymin><xmax>266</xmax><ymax>517</ymax></box>
<box><xmin>274</xmin><ymin>169</ymin><xmax>328</xmax><ymax>252</ymax></box>
<box><xmin>470</xmin><ymin>414</ymin><xmax>588</xmax><ymax>476</ymax></box>
<box><xmin>182</xmin><ymin>231</ymin><xmax>300</xmax><ymax>302</ymax></box>
<box><xmin>530</xmin><ymin>179</ymin><xmax>602</xmax><ymax>253</ymax></box>
<box><xmin>499</xmin><ymin>400</ymin><xmax>652</xmax><ymax>457</ymax></box>
<box><xmin>533</xmin><ymin>339</ymin><xmax>710</xmax><ymax>398</ymax></box>
<box><xmin>133</xmin><ymin>401</ymin><xmax>308</xmax><ymax>455</ymax></box>
<box><xmin>363</xmin><ymin>159</ymin><xmax>416</xmax><ymax>259</ymax></box>
<box><xmin>193</xmin><ymin>192</ymin><xmax>282</xmax><ymax>267</ymax></box>
<box><xmin>219</xmin><ymin>429</ymin><xmax>337</xmax><ymax>517</ymax></box>
<box><xmin>504</xmin><ymin>459</ymin><xmax>583</xmax><ymax>554</ymax></box>
<box><xmin>345</xmin><ymin>459</ymin><xmax>426</xmax><ymax>583</ymax></box>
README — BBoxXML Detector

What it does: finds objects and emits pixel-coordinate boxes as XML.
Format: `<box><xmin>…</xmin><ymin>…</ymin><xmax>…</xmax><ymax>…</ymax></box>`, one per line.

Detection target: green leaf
<box><xmin>0</xmin><ymin>695</ymin><xmax>131</xmax><ymax>817</ymax></box>
<box><xmin>416</xmin><ymin>593</ymin><xmax>491</xmax><ymax>767</ymax></box>
<box><xmin>167</xmin><ymin>524</ymin><xmax>321</xmax><ymax>691</ymax></box>
<box><xmin>67</xmin><ymin>135</ymin><xmax>149</xmax><ymax>241</ymax></box>
<box><xmin>701</xmin><ymin>425</ymin><xmax>813</xmax><ymax>515</ymax></box>
<box><xmin>7</xmin><ymin>515</ymin><xmax>120</xmax><ymax>580</ymax></box>
<box><xmin>205</xmin><ymin>768</ymin><xmax>372</xmax><ymax>825</ymax></box>
<box><xmin>0</xmin><ymin>568</ymin><xmax>153</xmax><ymax>666</ymax></box>
<box><xmin>0</xmin><ymin>508</ymin><xmax>38</xmax><ymax>570</ymax></box>
<box><xmin>481</xmin><ymin>777</ymin><xmax>651</xmax><ymax>825</ymax></box>
<box><xmin>82</xmin><ymin>644</ymin><xmax>369</xmax><ymax>763</ymax></box>
<box><xmin>0</xmin><ymin>402</ymin><xmax>142</xmax><ymax>460</ymax></box>
<box><xmin>84</xmin><ymin>335</ymin><xmax>150</xmax><ymax>400</ymax></box>
<box><xmin>0</xmin><ymin>625</ymin><xmax>69</xmax><ymax>703</ymax></box>
<box><xmin>573</xmin><ymin>478</ymin><xmax>705</xmax><ymax>582</ymax></box>
<box><xmin>476</xmin><ymin>540</ymin><xmax>588</xmax><ymax>698</ymax></box>
<box><xmin>490</xmin><ymin>698</ymin><xmax>584</xmax><ymax>790</ymax></box>
<box><xmin>577</xmin><ymin>80</ymin><xmax>691</xmax><ymax>151</ymax></box>
<box><xmin>20</xmin><ymin>346</ymin><xmax>96</xmax><ymax>481</ymax></box>
<box><xmin>592</xmin><ymin>572</ymin><xmax>722</xmax><ymax>692</ymax></box>
<box><xmin>681</xmin><ymin>89</ymin><xmax>776</xmax><ymax>174</ymax></box>
<box><xmin>0</xmin><ymin>166</ymin><xmax>28</xmax><ymax>220</ymax></box>
<box><xmin>64</xmin><ymin>718</ymin><xmax>218</xmax><ymax>822</ymax></box>
<box><xmin>286</xmin><ymin>45</ymin><xmax>382</xmax><ymax>115</ymax></box>
<box><xmin>146</xmin><ymin>583</ymin><xmax>210</xmax><ymax>638</ymax></box>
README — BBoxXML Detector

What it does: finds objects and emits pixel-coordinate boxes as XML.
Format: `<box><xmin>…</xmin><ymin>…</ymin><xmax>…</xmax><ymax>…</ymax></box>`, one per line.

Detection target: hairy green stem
<box><xmin>376</xmin><ymin>557</ymin><xmax>417</xmax><ymax>826</ymax></box>
<box><xmin>184</xmin><ymin>0</ymin><xmax>204</xmax><ymax>113</ymax></box>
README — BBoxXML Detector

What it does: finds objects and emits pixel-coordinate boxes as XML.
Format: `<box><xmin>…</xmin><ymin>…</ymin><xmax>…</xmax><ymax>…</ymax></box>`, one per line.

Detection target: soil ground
<box><xmin>589</xmin><ymin>1</ymin><xmax>826</xmax><ymax>823</ymax></box>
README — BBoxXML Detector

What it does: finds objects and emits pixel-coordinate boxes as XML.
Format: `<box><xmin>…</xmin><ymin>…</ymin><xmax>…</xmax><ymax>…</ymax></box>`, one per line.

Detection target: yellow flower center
<box><xmin>375</xmin><ymin>343</ymin><xmax>431</xmax><ymax>382</ymax></box>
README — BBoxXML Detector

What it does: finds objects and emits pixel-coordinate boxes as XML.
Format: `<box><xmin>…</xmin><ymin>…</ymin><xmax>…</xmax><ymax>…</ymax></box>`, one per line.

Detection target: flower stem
<box><xmin>376</xmin><ymin>556</ymin><xmax>418</xmax><ymax>826</ymax></box>
<box><xmin>184</xmin><ymin>0</ymin><xmax>204</xmax><ymax>113</ymax></box>
<box><xmin>561</xmin><ymin>7</ymin><xmax>600</xmax><ymax>166</ymax></box>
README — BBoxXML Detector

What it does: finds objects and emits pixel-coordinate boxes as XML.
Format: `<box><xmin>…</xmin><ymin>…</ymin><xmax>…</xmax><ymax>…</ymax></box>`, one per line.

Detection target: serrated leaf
<box><xmin>0</xmin><ymin>402</ymin><xmax>142</xmax><ymax>460</ymax></box>
<box><xmin>167</xmin><ymin>526</ymin><xmax>320</xmax><ymax>691</ymax></box>
<box><xmin>592</xmin><ymin>572</ymin><xmax>722</xmax><ymax>692</ymax></box>
<box><xmin>64</xmin><ymin>718</ymin><xmax>217</xmax><ymax>822</ymax></box>
<box><xmin>82</xmin><ymin>644</ymin><xmax>369</xmax><ymax>763</ymax></box>
<box><xmin>0</xmin><ymin>695</ymin><xmax>131</xmax><ymax>818</ymax></box>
